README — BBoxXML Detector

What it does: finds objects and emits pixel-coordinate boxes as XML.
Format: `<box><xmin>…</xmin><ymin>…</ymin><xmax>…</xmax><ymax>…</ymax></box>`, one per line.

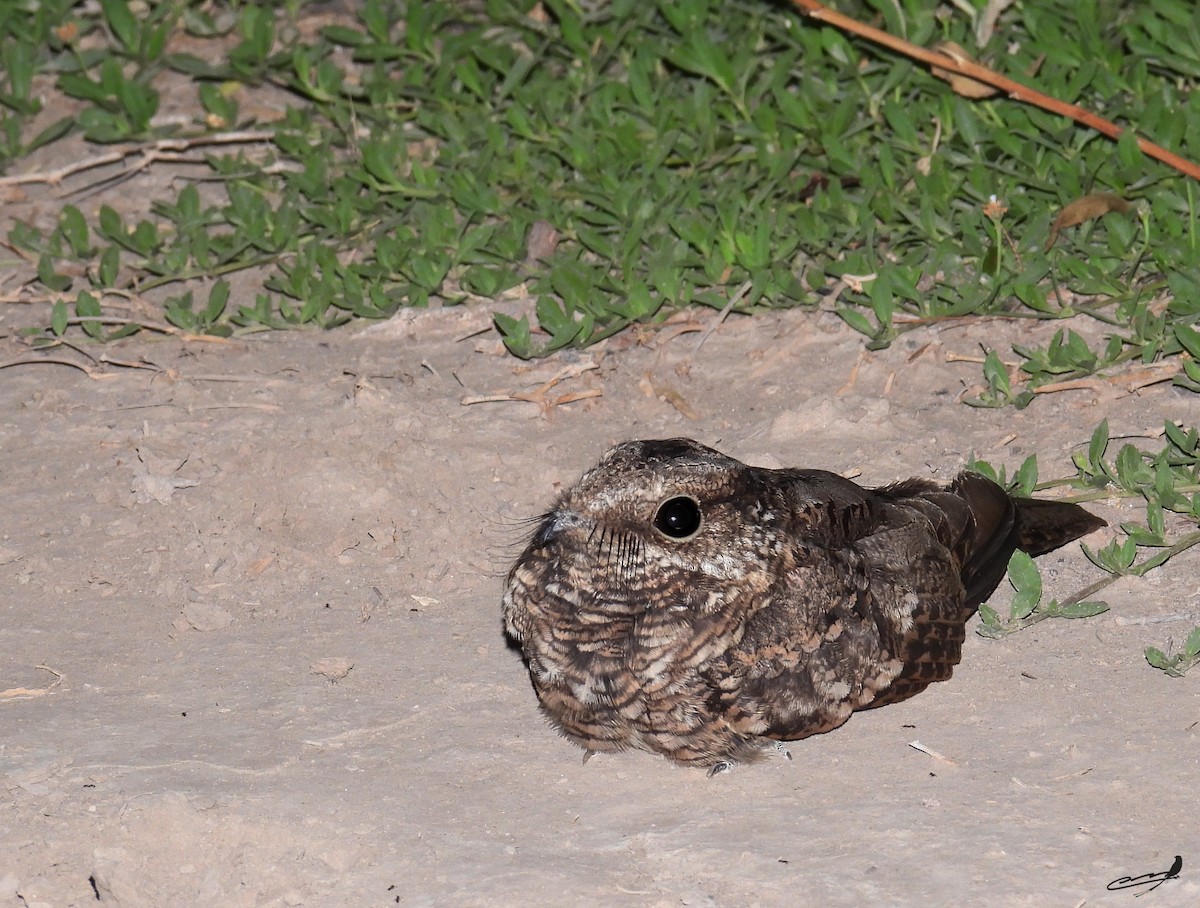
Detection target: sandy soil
<box><xmin>1</xmin><ymin>296</ymin><xmax>1198</xmax><ymax>906</ymax></box>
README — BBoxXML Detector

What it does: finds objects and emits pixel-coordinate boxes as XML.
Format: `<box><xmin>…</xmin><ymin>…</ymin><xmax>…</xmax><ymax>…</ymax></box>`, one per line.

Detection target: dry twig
<box><xmin>461</xmin><ymin>362</ymin><xmax>601</xmax><ymax>413</ymax></box>
<box><xmin>907</xmin><ymin>739</ymin><xmax>959</xmax><ymax>765</ymax></box>
<box><xmin>694</xmin><ymin>279</ymin><xmax>753</xmax><ymax>353</ymax></box>
<box><xmin>0</xmin><ymin>130</ymin><xmax>275</xmax><ymax>188</ymax></box>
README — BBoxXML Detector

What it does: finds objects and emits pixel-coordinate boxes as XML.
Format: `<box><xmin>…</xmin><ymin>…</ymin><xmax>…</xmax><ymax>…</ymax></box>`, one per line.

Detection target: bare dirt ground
<box><xmin>1</xmin><ymin>293</ymin><xmax>1198</xmax><ymax>906</ymax></box>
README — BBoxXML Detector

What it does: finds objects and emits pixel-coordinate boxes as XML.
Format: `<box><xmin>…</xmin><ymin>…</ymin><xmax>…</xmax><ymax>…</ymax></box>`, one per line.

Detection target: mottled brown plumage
<box><xmin>502</xmin><ymin>438</ymin><xmax>1105</xmax><ymax>770</ymax></box>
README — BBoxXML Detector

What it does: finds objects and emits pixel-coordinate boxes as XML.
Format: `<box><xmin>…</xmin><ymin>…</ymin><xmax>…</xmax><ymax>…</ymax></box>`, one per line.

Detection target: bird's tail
<box><xmin>1013</xmin><ymin>494</ymin><xmax>1107</xmax><ymax>557</ymax></box>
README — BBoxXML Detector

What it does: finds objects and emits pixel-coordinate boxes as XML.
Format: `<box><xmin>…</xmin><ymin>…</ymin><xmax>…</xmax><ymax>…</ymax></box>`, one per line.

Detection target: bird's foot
<box><xmin>774</xmin><ymin>741</ymin><xmax>793</xmax><ymax>761</ymax></box>
<box><xmin>706</xmin><ymin>761</ymin><xmax>735</xmax><ymax>777</ymax></box>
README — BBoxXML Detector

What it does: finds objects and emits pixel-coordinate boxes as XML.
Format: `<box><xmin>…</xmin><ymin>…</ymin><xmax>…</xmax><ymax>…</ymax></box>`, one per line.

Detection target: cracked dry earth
<box><xmin>1</xmin><ymin>306</ymin><xmax>1199</xmax><ymax>907</ymax></box>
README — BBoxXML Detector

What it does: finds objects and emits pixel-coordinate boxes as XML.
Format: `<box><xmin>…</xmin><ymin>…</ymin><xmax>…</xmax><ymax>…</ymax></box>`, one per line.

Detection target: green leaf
<box><xmin>1115</xmin><ymin>128</ymin><xmax>1144</xmax><ymax>170</ymax></box>
<box><xmin>668</xmin><ymin>31</ymin><xmax>738</xmax><ymax>98</ymax></box>
<box><xmin>1088</xmin><ymin>419</ymin><xmax>1110</xmax><ymax>474</ymax></box>
<box><xmin>51</xmin><ymin>301</ymin><xmax>68</xmax><ymax>337</ymax></box>
<box><xmin>98</xmin><ymin>246</ymin><xmax>120</xmax><ymax>286</ymax></box>
<box><xmin>76</xmin><ymin>290</ymin><xmax>104</xmax><ymax>339</ymax></box>
<box><xmin>494</xmin><ymin>312</ymin><xmax>532</xmax><ymax>359</ymax></box>
<box><xmin>117</xmin><ymin>78</ymin><xmax>159</xmax><ymax>132</ymax></box>
<box><xmin>982</xmin><ymin>349</ymin><xmax>1011</xmax><ymax>396</ymax></box>
<box><xmin>1185</xmin><ymin>626</ymin><xmax>1200</xmax><ymax>658</ymax></box>
<box><xmin>1175</xmin><ymin>323</ymin><xmax>1200</xmax><ymax>360</ymax></box>
<box><xmin>1090</xmin><ymin>537</ymin><xmax>1136</xmax><ymax>574</ymax></box>
<box><xmin>1006</xmin><ymin>550</ymin><xmax>1042</xmax><ymax>620</ymax></box>
<box><xmin>26</xmin><ymin>116</ymin><xmax>75</xmax><ymax>154</ymax></box>
<box><xmin>322</xmin><ymin>25</ymin><xmax>368</xmax><ymax>46</ymax></box>
<box><xmin>164</xmin><ymin>293</ymin><xmax>196</xmax><ymax>330</ymax></box>
<box><xmin>98</xmin><ymin>206</ymin><xmax>125</xmax><ymax>244</ymax></box>
<box><xmin>58</xmin><ymin>206</ymin><xmax>91</xmax><ymax>257</ymax></box>
<box><xmin>37</xmin><ymin>255</ymin><xmax>71</xmax><ymax>292</ymax></box>
<box><xmin>542</xmin><ymin>0</ymin><xmax>587</xmax><ymax>56</ymax></box>
<box><xmin>1123</xmin><ymin>523</ymin><xmax>1165</xmax><ymax>547</ymax></box>
<box><xmin>965</xmin><ymin>457</ymin><xmax>1000</xmax><ymax>484</ymax></box>
<box><xmin>1145</xmin><ymin>647</ymin><xmax>1170</xmax><ymax>670</ymax></box>
<box><xmin>1012</xmin><ymin>455</ymin><xmax>1038</xmax><ymax>497</ymax></box>
<box><xmin>164</xmin><ymin>52</ymin><xmax>227</xmax><ymax>78</ymax></box>
<box><xmin>101</xmin><ymin>0</ymin><xmax>139</xmax><ymax>52</ymax></box>
<box><xmin>836</xmin><ymin>307</ymin><xmax>874</xmax><ymax>337</ymax></box>
<box><xmin>58</xmin><ymin>72</ymin><xmax>110</xmax><ymax>105</ymax></box>
<box><xmin>361</xmin><ymin>0</ymin><xmax>392</xmax><ymax>42</ymax></box>
<box><xmin>1115</xmin><ymin>443</ymin><xmax>1152</xmax><ymax>491</ymax></box>
<box><xmin>1006</xmin><ymin>549</ymin><xmax>1040</xmax><ymax>590</ymax></box>
<box><xmin>1163</xmin><ymin>420</ymin><xmax>1197</xmax><ymax>456</ymax></box>
<box><xmin>1134</xmin><ymin>544</ymin><xmax>1186</xmax><ymax>575</ymax></box>
<box><xmin>977</xmin><ymin>603</ymin><xmax>1000</xmax><ymax>627</ymax></box>
<box><xmin>204</xmin><ymin>281</ymin><xmax>230</xmax><ymax>323</ymax></box>
<box><xmin>1054</xmin><ymin>600</ymin><xmax>1109</xmax><ymax>619</ymax></box>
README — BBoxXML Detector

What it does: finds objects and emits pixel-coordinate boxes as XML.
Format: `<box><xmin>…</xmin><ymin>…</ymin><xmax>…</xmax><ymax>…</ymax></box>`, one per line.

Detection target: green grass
<box><xmin>2</xmin><ymin>0</ymin><xmax>1198</xmax><ymax>669</ymax></box>
<box><xmin>970</xmin><ymin>420</ymin><xmax>1200</xmax><ymax>661</ymax></box>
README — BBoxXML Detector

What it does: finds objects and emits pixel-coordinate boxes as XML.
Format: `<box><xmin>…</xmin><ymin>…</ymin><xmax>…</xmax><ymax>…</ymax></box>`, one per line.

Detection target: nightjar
<box><xmin>502</xmin><ymin>438</ymin><xmax>1105</xmax><ymax>770</ymax></box>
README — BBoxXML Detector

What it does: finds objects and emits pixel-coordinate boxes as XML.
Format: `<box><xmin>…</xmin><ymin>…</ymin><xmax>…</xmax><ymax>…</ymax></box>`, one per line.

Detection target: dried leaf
<box><xmin>54</xmin><ymin>21</ymin><xmax>79</xmax><ymax>44</ymax></box>
<box><xmin>930</xmin><ymin>42</ymin><xmax>999</xmax><ymax>99</ymax></box>
<box><xmin>1046</xmin><ymin>193</ymin><xmax>1132</xmax><ymax>249</ymax></box>
<box><xmin>648</xmin><ymin>376</ymin><xmax>700</xmax><ymax>419</ymax></box>
<box><xmin>975</xmin><ymin>0</ymin><xmax>1017</xmax><ymax>47</ymax></box>
<box><xmin>524</xmin><ymin>220</ymin><xmax>560</xmax><ymax>265</ymax></box>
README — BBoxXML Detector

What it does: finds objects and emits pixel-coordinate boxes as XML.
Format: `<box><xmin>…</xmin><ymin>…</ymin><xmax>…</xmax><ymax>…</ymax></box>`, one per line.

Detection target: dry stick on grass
<box><xmin>59</xmin><ymin>314</ymin><xmax>236</xmax><ymax>341</ymax></box>
<box><xmin>694</xmin><ymin>279</ymin><xmax>753</xmax><ymax>353</ymax></box>
<box><xmin>0</xmin><ymin>348</ymin><xmax>169</xmax><ymax>379</ymax></box>
<box><xmin>0</xmin><ymin>130</ymin><xmax>276</xmax><ymax>188</ymax></box>
<box><xmin>946</xmin><ymin>350</ymin><xmax>1184</xmax><ymax>395</ymax></box>
<box><xmin>0</xmin><ymin>356</ymin><xmax>109</xmax><ymax>378</ymax></box>
<box><xmin>787</xmin><ymin>0</ymin><xmax>1200</xmax><ymax>182</ymax></box>
<box><xmin>3</xmin><ymin>287</ymin><xmax>198</xmax><ymax>321</ymax></box>
<box><xmin>0</xmin><ymin>312</ymin><xmax>235</xmax><ymax>377</ymax></box>
<box><xmin>1032</xmin><ymin>360</ymin><xmax>1182</xmax><ymax>394</ymax></box>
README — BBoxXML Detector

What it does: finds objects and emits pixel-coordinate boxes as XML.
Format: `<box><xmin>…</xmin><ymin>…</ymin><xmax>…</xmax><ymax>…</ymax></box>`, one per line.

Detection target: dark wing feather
<box><xmin>844</xmin><ymin>502</ymin><xmax>976</xmax><ymax>710</ymax></box>
<box><xmin>708</xmin><ymin>545</ymin><xmax>906</xmax><ymax>741</ymax></box>
<box><xmin>712</xmin><ymin>470</ymin><xmax>951</xmax><ymax>738</ymax></box>
<box><xmin>945</xmin><ymin>471</ymin><xmax>1021</xmax><ymax>607</ymax></box>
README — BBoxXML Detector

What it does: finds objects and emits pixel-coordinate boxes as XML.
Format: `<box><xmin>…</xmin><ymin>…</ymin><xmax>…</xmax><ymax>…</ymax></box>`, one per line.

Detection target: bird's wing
<box><xmin>847</xmin><ymin>515</ymin><xmax>972</xmax><ymax>709</ymax></box>
<box><xmin>707</xmin><ymin>473</ymin><xmax>978</xmax><ymax>738</ymax></box>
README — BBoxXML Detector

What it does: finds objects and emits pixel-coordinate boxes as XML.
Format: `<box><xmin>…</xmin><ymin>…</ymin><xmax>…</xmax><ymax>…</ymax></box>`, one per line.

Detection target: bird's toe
<box><xmin>707</xmin><ymin>761</ymin><xmax>735</xmax><ymax>777</ymax></box>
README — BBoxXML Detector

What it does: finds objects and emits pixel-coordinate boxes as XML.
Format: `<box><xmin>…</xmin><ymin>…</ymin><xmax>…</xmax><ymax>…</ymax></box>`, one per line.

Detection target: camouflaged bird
<box><xmin>502</xmin><ymin>438</ymin><xmax>1105</xmax><ymax>771</ymax></box>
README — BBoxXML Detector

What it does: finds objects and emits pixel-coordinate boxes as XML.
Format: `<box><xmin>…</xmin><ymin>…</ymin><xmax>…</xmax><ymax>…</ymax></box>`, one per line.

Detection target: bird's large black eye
<box><xmin>653</xmin><ymin>496</ymin><xmax>702</xmax><ymax>539</ymax></box>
